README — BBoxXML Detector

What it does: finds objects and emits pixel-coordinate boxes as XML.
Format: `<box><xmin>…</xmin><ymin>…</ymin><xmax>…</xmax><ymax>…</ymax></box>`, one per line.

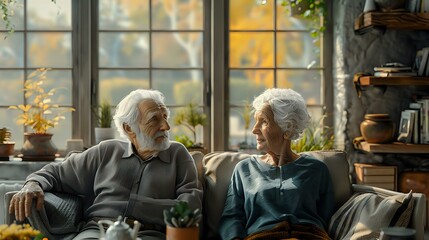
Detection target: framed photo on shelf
<box><xmin>397</xmin><ymin>110</ymin><xmax>415</xmax><ymax>143</ymax></box>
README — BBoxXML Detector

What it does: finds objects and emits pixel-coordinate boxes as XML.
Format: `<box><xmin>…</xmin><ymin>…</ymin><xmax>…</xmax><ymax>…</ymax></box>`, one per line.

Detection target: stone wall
<box><xmin>333</xmin><ymin>0</ymin><xmax>429</xmax><ymax>181</ymax></box>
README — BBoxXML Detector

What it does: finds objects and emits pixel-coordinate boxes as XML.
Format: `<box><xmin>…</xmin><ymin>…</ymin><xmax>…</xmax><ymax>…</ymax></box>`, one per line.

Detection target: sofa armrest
<box><xmin>352</xmin><ymin>184</ymin><xmax>426</xmax><ymax>240</ymax></box>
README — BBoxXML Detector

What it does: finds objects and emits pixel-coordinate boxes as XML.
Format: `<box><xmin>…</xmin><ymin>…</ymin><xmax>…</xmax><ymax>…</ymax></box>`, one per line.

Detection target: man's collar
<box><xmin>123</xmin><ymin>140</ymin><xmax>171</xmax><ymax>163</ymax></box>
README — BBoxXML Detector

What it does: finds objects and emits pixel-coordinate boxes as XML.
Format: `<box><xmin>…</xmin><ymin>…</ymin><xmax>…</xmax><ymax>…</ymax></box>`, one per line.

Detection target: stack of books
<box><xmin>373</xmin><ymin>64</ymin><xmax>417</xmax><ymax>77</ymax></box>
<box><xmin>415</xmin><ymin>47</ymin><xmax>429</xmax><ymax>76</ymax></box>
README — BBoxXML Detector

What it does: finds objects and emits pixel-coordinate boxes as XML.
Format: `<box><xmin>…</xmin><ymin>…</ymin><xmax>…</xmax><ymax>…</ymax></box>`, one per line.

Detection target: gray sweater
<box><xmin>26</xmin><ymin>140</ymin><xmax>202</xmax><ymax>226</ymax></box>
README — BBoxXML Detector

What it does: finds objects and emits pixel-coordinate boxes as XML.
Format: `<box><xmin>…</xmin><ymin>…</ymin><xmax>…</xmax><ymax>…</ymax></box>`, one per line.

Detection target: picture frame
<box><xmin>397</xmin><ymin>110</ymin><xmax>415</xmax><ymax>143</ymax></box>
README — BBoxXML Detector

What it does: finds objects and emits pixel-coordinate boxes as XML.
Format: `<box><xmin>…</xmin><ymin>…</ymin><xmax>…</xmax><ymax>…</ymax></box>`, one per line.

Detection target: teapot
<box><xmin>97</xmin><ymin>216</ymin><xmax>141</xmax><ymax>240</ymax></box>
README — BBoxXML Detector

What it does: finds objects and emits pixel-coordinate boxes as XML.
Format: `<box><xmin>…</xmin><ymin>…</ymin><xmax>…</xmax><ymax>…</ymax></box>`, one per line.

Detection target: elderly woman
<box><xmin>219</xmin><ymin>88</ymin><xmax>334</xmax><ymax>240</ymax></box>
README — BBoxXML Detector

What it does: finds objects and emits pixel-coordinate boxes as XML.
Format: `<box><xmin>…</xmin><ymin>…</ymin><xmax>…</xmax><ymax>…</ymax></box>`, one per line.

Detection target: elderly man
<box><xmin>9</xmin><ymin>89</ymin><xmax>203</xmax><ymax>240</ymax></box>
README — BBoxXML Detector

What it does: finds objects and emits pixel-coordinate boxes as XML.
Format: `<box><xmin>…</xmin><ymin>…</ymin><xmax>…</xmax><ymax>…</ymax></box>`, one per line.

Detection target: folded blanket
<box><xmin>245</xmin><ymin>221</ymin><xmax>331</xmax><ymax>240</ymax></box>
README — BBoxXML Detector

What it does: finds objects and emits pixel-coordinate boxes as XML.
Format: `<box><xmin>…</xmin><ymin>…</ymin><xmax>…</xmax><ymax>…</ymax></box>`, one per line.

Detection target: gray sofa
<box><xmin>4</xmin><ymin>150</ymin><xmax>427</xmax><ymax>240</ymax></box>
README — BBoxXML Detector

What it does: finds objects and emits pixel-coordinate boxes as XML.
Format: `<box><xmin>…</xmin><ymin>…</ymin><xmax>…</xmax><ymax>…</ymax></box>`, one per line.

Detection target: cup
<box><xmin>380</xmin><ymin>227</ymin><xmax>415</xmax><ymax>240</ymax></box>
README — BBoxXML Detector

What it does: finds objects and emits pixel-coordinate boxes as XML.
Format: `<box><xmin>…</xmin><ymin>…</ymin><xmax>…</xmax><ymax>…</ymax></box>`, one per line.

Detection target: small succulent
<box><xmin>0</xmin><ymin>128</ymin><xmax>12</xmax><ymax>143</ymax></box>
<box><xmin>163</xmin><ymin>201</ymin><xmax>202</xmax><ymax>228</ymax></box>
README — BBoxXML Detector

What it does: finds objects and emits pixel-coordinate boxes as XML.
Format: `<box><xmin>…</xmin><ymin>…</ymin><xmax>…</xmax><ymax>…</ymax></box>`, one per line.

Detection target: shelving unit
<box><xmin>356</xmin><ymin>76</ymin><xmax>429</xmax><ymax>86</ymax></box>
<box><xmin>355</xmin><ymin>141</ymin><xmax>429</xmax><ymax>154</ymax></box>
<box><xmin>354</xmin><ymin>12</ymin><xmax>429</xmax><ymax>34</ymax></box>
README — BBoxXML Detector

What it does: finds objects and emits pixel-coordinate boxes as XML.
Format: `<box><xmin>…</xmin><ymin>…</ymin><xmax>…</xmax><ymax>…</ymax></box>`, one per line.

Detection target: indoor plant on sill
<box><xmin>163</xmin><ymin>201</ymin><xmax>202</xmax><ymax>240</ymax></box>
<box><xmin>0</xmin><ymin>127</ymin><xmax>15</xmax><ymax>160</ymax></box>
<box><xmin>173</xmin><ymin>102</ymin><xmax>207</xmax><ymax>153</ymax></box>
<box><xmin>9</xmin><ymin>68</ymin><xmax>75</xmax><ymax>161</ymax></box>
<box><xmin>94</xmin><ymin>100</ymin><xmax>114</xmax><ymax>144</ymax></box>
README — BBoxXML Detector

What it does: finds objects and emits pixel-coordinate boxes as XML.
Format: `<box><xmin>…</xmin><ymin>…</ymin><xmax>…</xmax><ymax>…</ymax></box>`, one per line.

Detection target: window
<box><xmin>0</xmin><ymin>0</ymin><xmax>331</xmax><ymax>153</ymax></box>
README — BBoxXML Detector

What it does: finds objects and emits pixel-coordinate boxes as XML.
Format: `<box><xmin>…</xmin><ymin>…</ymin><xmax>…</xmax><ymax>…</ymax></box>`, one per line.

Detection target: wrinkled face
<box><xmin>134</xmin><ymin>100</ymin><xmax>171</xmax><ymax>152</ymax></box>
<box><xmin>252</xmin><ymin>104</ymin><xmax>284</xmax><ymax>154</ymax></box>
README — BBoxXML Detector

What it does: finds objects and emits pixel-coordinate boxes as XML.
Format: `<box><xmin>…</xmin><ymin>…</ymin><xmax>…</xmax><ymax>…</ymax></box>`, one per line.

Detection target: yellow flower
<box><xmin>0</xmin><ymin>223</ymin><xmax>44</xmax><ymax>240</ymax></box>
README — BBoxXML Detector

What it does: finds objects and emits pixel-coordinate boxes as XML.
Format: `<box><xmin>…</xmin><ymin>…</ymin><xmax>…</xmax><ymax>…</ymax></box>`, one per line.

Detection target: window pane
<box><xmin>229</xmin><ymin>70</ymin><xmax>274</xmax><ymax>105</ymax></box>
<box><xmin>276</xmin><ymin>69</ymin><xmax>322</xmax><ymax>105</ymax></box>
<box><xmin>229</xmin><ymin>106</ymin><xmax>257</xmax><ymax>150</ymax></box>
<box><xmin>169</xmin><ymin>107</ymin><xmax>205</xmax><ymax>144</ymax></box>
<box><xmin>27</xmin><ymin>0</ymin><xmax>72</xmax><ymax>30</ymax></box>
<box><xmin>0</xmin><ymin>109</ymin><xmax>24</xmax><ymax>149</ymax></box>
<box><xmin>27</xmin><ymin>33</ymin><xmax>72</xmax><ymax>68</ymax></box>
<box><xmin>277</xmin><ymin>32</ymin><xmax>320</xmax><ymax>68</ymax></box>
<box><xmin>230</xmin><ymin>32</ymin><xmax>274</xmax><ymax>68</ymax></box>
<box><xmin>32</xmin><ymin>69</ymin><xmax>72</xmax><ymax>105</ymax></box>
<box><xmin>0</xmin><ymin>0</ymin><xmax>24</xmax><ymax>31</ymax></box>
<box><xmin>230</xmin><ymin>0</ymin><xmax>274</xmax><ymax>30</ymax></box>
<box><xmin>152</xmin><ymin>70</ymin><xmax>203</xmax><ymax>105</ymax></box>
<box><xmin>0</xmin><ymin>33</ymin><xmax>24</xmax><ymax>68</ymax></box>
<box><xmin>0</xmin><ymin>70</ymin><xmax>24</xmax><ymax>106</ymax></box>
<box><xmin>276</xmin><ymin>1</ymin><xmax>310</xmax><ymax>31</ymax></box>
<box><xmin>152</xmin><ymin>33</ymin><xmax>203</xmax><ymax>68</ymax></box>
<box><xmin>99</xmin><ymin>0</ymin><xmax>149</xmax><ymax>30</ymax></box>
<box><xmin>152</xmin><ymin>0</ymin><xmax>203</xmax><ymax>30</ymax></box>
<box><xmin>50</xmin><ymin>111</ymin><xmax>72</xmax><ymax>150</ymax></box>
<box><xmin>99</xmin><ymin>70</ymin><xmax>150</xmax><ymax>105</ymax></box>
<box><xmin>99</xmin><ymin>33</ymin><xmax>149</xmax><ymax>68</ymax></box>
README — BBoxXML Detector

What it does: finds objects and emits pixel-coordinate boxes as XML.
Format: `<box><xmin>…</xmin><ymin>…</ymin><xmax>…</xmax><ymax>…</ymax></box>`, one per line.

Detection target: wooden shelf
<box><xmin>356</xmin><ymin>76</ymin><xmax>429</xmax><ymax>86</ymax></box>
<box><xmin>355</xmin><ymin>141</ymin><xmax>429</xmax><ymax>153</ymax></box>
<box><xmin>354</xmin><ymin>12</ymin><xmax>429</xmax><ymax>34</ymax></box>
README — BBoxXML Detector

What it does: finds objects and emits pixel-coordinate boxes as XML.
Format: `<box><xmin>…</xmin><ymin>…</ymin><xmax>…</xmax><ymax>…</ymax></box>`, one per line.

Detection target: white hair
<box><xmin>252</xmin><ymin>88</ymin><xmax>311</xmax><ymax>140</ymax></box>
<box><xmin>113</xmin><ymin>89</ymin><xmax>169</xmax><ymax>139</ymax></box>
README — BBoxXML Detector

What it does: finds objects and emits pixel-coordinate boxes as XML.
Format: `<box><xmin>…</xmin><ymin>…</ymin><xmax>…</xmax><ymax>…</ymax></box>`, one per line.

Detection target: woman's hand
<box><xmin>9</xmin><ymin>181</ymin><xmax>44</xmax><ymax>221</ymax></box>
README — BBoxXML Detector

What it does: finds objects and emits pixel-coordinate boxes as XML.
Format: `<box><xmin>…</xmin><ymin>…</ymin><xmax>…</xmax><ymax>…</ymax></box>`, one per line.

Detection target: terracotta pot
<box><xmin>166</xmin><ymin>226</ymin><xmax>199</xmax><ymax>240</ymax></box>
<box><xmin>21</xmin><ymin>133</ymin><xmax>57</xmax><ymax>161</ymax></box>
<box><xmin>0</xmin><ymin>142</ymin><xmax>15</xmax><ymax>160</ymax></box>
<box><xmin>360</xmin><ymin>114</ymin><xmax>396</xmax><ymax>143</ymax></box>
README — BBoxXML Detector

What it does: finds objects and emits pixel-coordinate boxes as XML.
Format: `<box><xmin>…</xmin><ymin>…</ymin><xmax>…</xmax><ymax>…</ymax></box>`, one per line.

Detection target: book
<box><xmin>408</xmin><ymin>0</ymin><xmax>418</xmax><ymax>12</ymax></box>
<box><xmin>409</xmin><ymin>102</ymin><xmax>423</xmax><ymax>144</ymax></box>
<box><xmin>373</xmin><ymin>71</ymin><xmax>418</xmax><ymax>77</ymax></box>
<box><xmin>417</xmin><ymin>99</ymin><xmax>429</xmax><ymax>143</ymax></box>
<box><xmin>418</xmin><ymin>48</ymin><xmax>429</xmax><ymax>76</ymax></box>
<box><xmin>373</xmin><ymin>66</ymin><xmax>413</xmax><ymax>72</ymax></box>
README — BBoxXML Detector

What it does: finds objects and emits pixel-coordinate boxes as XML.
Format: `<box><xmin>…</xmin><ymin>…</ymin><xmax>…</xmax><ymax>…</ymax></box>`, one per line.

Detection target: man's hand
<box><xmin>9</xmin><ymin>181</ymin><xmax>44</xmax><ymax>221</ymax></box>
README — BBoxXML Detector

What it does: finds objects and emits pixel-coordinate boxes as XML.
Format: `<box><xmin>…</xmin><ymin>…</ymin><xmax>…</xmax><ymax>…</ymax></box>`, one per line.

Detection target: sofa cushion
<box><xmin>328</xmin><ymin>191</ymin><xmax>414</xmax><ymax>240</ymax></box>
<box><xmin>202</xmin><ymin>151</ymin><xmax>250</xmax><ymax>239</ymax></box>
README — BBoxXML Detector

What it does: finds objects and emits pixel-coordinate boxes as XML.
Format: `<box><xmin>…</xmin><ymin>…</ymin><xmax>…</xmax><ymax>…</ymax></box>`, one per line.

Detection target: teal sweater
<box><xmin>219</xmin><ymin>154</ymin><xmax>334</xmax><ymax>240</ymax></box>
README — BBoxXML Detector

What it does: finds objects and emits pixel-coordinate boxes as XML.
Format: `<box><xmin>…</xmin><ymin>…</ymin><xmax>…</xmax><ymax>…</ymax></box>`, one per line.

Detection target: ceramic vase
<box><xmin>21</xmin><ymin>133</ymin><xmax>57</xmax><ymax>161</ymax></box>
<box><xmin>166</xmin><ymin>226</ymin><xmax>199</xmax><ymax>240</ymax></box>
<box><xmin>360</xmin><ymin>114</ymin><xmax>396</xmax><ymax>143</ymax></box>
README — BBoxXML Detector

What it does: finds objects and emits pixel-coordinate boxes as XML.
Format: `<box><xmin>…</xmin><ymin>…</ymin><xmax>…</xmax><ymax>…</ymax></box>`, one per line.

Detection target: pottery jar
<box><xmin>360</xmin><ymin>114</ymin><xmax>396</xmax><ymax>143</ymax></box>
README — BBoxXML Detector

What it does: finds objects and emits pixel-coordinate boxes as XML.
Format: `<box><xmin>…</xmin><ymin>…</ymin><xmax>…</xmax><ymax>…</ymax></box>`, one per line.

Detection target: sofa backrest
<box><xmin>198</xmin><ymin>150</ymin><xmax>352</xmax><ymax>240</ymax></box>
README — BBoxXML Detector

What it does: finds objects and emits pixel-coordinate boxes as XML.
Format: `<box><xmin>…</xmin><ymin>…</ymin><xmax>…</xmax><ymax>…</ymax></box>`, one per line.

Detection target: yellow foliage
<box><xmin>0</xmin><ymin>223</ymin><xmax>44</xmax><ymax>240</ymax></box>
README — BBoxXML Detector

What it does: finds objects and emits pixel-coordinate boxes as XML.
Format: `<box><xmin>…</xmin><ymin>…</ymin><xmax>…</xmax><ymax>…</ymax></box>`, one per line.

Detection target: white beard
<box><xmin>135</xmin><ymin>130</ymin><xmax>171</xmax><ymax>153</ymax></box>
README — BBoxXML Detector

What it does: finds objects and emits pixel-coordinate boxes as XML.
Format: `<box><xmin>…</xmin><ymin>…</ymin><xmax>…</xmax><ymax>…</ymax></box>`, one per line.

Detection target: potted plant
<box><xmin>163</xmin><ymin>201</ymin><xmax>202</xmax><ymax>240</ymax></box>
<box><xmin>94</xmin><ymin>100</ymin><xmax>115</xmax><ymax>144</ymax></box>
<box><xmin>281</xmin><ymin>0</ymin><xmax>326</xmax><ymax>39</ymax></box>
<box><xmin>9</xmin><ymin>68</ymin><xmax>75</xmax><ymax>161</ymax></box>
<box><xmin>173</xmin><ymin>103</ymin><xmax>207</xmax><ymax>152</ymax></box>
<box><xmin>291</xmin><ymin>114</ymin><xmax>334</xmax><ymax>152</ymax></box>
<box><xmin>0</xmin><ymin>127</ymin><xmax>15</xmax><ymax>160</ymax></box>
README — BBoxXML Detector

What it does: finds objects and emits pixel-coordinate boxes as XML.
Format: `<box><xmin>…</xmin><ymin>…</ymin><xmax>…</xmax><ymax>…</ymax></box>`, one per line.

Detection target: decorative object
<box><xmin>374</xmin><ymin>0</ymin><xmax>406</xmax><ymax>12</ymax></box>
<box><xmin>360</xmin><ymin>114</ymin><xmax>395</xmax><ymax>143</ymax></box>
<box><xmin>174</xmin><ymin>102</ymin><xmax>207</xmax><ymax>150</ymax></box>
<box><xmin>163</xmin><ymin>201</ymin><xmax>201</xmax><ymax>240</ymax></box>
<box><xmin>9</xmin><ymin>68</ymin><xmax>75</xmax><ymax>160</ymax></box>
<box><xmin>0</xmin><ymin>127</ymin><xmax>14</xmax><ymax>160</ymax></box>
<box><xmin>281</xmin><ymin>0</ymin><xmax>326</xmax><ymax>39</ymax></box>
<box><xmin>94</xmin><ymin>100</ymin><xmax>115</xmax><ymax>144</ymax></box>
<box><xmin>97</xmin><ymin>216</ymin><xmax>140</xmax><ymax>240</ymax></box>
<box><xmin>0</xmin><ymin>223</ymin><xmax>44</xmax><ymax>240</ymax></box>
<box><xmin>291</xmin><ymin>114</ymin><xmax>334</xmax><ymax>152</ymax></box>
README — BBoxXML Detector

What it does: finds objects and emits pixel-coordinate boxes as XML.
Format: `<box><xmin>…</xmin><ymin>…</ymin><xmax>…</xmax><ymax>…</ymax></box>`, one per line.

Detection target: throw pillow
<box><xmin>328</xmin><ymin>191</ymin><xmax>414</xmax><ymax>240</ymax></box>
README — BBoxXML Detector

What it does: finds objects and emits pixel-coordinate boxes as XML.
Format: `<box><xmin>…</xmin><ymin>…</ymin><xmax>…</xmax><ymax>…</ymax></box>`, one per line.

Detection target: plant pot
<box><xmin>94</xmin><ymin>128</ymin><xmax>115</xmax><ymax>144</ymax></box>
<box><xmin>0</xmin><ymin>142</ymin><xmax>15</xmax><ymax>160</ymax></box>
<box><xmin>21</xmin><ymin>133</ymin><xmax>57</xmax><ymax>161</ymax></box>
<box><xmin>360</xmin><ymin>114</ymin><xmax>396</xmax><ymax>143</ymax></box>
<box><xmin>166</xmin><ymin>226</ymin><xmax>199</xmax><ymax>240</ymax></box>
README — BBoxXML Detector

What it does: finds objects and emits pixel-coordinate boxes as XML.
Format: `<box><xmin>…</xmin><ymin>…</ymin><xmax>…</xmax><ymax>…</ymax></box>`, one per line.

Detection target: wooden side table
<box><xmin>354</xmin><ymin>163</ymin><xmax>397</xmax><ymax>191</ymax></box>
